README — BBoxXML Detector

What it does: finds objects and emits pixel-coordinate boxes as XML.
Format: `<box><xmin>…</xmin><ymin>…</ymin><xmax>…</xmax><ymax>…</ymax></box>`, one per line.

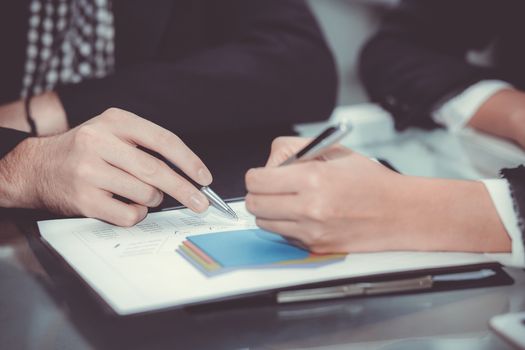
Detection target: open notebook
<box><xmin>38</xmin><ymin>201</ymin><xmax>499</xmax><ymax>316</ymax></box>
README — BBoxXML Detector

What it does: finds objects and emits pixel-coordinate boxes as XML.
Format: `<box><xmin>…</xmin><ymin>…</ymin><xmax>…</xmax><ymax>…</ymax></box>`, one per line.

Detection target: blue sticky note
<box><xmin>187</xmin><ymin>229</ymin><xmax>309</xmax><ymax>267</ymax></box>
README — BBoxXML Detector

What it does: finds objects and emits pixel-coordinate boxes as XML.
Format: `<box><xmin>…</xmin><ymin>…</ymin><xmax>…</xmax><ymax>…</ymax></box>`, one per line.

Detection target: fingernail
<box><xmin>190</xmin><ymin>192</ymin><xmax>207</xmax><ymax>212</ymax></box>
<box><xmin>197</xmin><ymin>168</ymin><xmax>213</xmax><ymax>185</ymax></box>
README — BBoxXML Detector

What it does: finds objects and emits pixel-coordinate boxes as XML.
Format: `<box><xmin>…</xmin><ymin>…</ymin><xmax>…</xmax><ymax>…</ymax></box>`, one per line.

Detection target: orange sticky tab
<box><xmin>183</xmin><ymin>240</ymin><xmax>215</xmax><ymax>265</ymax></box>
<box><xmin>180</xmin><ymin>244</ymin><xmax>220</xmax><ymax>271</ymax></box>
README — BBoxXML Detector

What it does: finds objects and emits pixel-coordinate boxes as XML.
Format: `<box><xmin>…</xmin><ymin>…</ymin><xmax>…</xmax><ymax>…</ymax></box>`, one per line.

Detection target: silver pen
<box><xmin>281</xmin><ymin>122</ymin><xmax>351</xmax><ymax>166</ymax></box>
<box><xmin>200</xmin><ymin>186</ymin><xmax>238</xmax><ymax>220</ymax></box>
<box><xmin>161</xmin><ymin>186</ymin><xmax>238</xmax><ymax>220</ymax></box>
<box><xmin>160</xmin><ymin>181</ymin><xmax>238</xmax><ymax>220</ymax></box>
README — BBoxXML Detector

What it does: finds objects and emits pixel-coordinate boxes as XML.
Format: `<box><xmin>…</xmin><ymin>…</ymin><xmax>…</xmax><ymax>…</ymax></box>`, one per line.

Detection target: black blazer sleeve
<box><xmin>359</xmin><ymin>0</ymin><xmax>502</xmax><ymax>130</ymax></box>
<box><xmin>56</xmin><ymin>0</ymin><xmax>337</xmax><ymax>134</ymax></box>
<box><xmin>0</xmin><ymin>128</ymin><xmax>29</xmax><ymax>159</ymax></box>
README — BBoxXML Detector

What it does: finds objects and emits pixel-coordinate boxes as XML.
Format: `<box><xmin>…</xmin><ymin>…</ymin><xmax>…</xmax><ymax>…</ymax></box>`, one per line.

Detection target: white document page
<box><xmin>38</xmin><ymin>201</ymin><xmax>496</xmax><ymax>316</ymax></box>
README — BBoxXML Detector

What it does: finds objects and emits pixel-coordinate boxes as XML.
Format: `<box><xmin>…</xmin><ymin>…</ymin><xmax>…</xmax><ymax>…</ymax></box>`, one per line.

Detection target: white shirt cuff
<box><xmin>432</xmin><ymin>80</ymin><xmax>513</xmax><ymax>132</ymax></box>
<box><xmin>481</xmin><ymin>179</ymin><xmax>525</xmax><ymax>267</ymax></box>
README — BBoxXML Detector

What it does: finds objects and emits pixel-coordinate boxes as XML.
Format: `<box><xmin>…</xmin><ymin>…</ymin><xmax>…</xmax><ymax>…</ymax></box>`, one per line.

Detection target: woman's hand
<box><xmin>245</xmin><ymin>136</ymin><xmax>407</xmax><ymax>253</ymax></box>
<box><xmin>245</xmin><ymin>137</ymin><xmax>511</xmax><ymax>254</ymax></box>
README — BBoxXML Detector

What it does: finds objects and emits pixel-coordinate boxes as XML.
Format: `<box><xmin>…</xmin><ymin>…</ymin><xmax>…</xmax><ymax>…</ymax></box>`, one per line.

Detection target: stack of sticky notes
<box><xmin>178</xmin><ymin>229</ymin><xmax>346</xmax><ymax>276</ymax></box>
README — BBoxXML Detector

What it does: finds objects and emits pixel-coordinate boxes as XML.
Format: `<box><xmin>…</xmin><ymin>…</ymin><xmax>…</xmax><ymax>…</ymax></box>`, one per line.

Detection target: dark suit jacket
<box><xmin>359</xmin><ymin>0</ymin><xmax>525</xmax><ymax>130</ymax></box>
<box><xmin>0</xmin><ymin>0</ymin><xmax>337</xmax><ymax>157</ymax></box>
<box><xmin>359</xmin><ymin>0</ymin><xmax>525</xmax><ymax>244</ymax></box>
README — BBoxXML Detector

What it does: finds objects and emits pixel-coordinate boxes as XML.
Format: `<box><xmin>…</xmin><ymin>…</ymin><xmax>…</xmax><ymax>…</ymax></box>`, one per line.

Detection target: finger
<box><xmin>255</xmin><ymin>218</ymin><xmax>304</xmax><ymax>241</ymax></box>
<box><xmin>284</xmin><ymin>237</ymin><xmax>310</xmax><ymax>251</ymax></box>
<box><xmin>85</xmin><ymin>191</ymin><xmax>148</xmax><ymax>227</ymax></box>
<box><xmin>105</xmin><ymin>109</ymin><xmax>213</xmax><ymax>186</ymax></box>
<box><xmin>245</xmin><ymin>193</ymin><xmax>301</xmax><ymax>221</ymax></box>
<box><xmin>256</xmin><ymin>219</ymin><xmax>341</xmax><ymax>254</ymax></box>
<box><xmin>245</xmin><ymin>165</ymin><xmax>306</xmax><ymax>194</ymax></box>
<box><xmin>317</xmin><ymin>145</ymin><xmax>353</xmax><ymax>161</ymax></box>
<box><xmin>91</xmin><ymin>161</ymin><xmax>164</xmax><ymax>207</ymax></box>
<box><xmin>266</xmin><ymin>137</ymin><xmax>312</xmax><ymax>167</ymax></box>
<box><xmin>99</xmin><ymin>137</ymin><xmax>209</xmax><ymax>212</ymax></box>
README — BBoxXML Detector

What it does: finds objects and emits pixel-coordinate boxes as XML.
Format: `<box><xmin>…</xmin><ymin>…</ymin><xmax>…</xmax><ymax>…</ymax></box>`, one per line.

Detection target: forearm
<box><xmin>0</xmin><ymin>100</ymin><xmax>29</xmax><ymax>132</ymax></box>
<box><xmin>395</xmin><ymin>176</ymin><xmax>511</xmax><ymax>253</ymax></box>
<box><xmin>468</xmin><ymin>89</ymin><xmax>525</xmax><ymax>145</ymax></box>
<box><xmin>0</xmin><ymin>92</ymin><xmax>68</xmax><ymax>136</ymax></box>
<box><xmin>0</xmin><ymin>138</ymin><xmax>41</xmax><ymax>209</ymax></box>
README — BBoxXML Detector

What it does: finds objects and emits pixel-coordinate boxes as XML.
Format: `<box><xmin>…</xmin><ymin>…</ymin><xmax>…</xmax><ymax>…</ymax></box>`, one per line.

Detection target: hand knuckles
<box><xmin>74</xmin><ymin>125</ymin><xmax>99</xmax><ymax>146</ymax></box>
<box><xmin>245</xmin><ymin>169</ymin><xmax>258</xmax><ymax>191</ymax></box>
<box><xmin>101</xmin><ymin>107</ymin><xmax>126</xmax><ymax>122</ymax></box>
<box><xmin>73</xmin><ymin>160</ymin><xmax>96</xmax><ymax>180</ymax></box>
<box><xmin>245</xmin><ymin>194</ymin><xmax>257</xmax><ymax>213</ymax></box>
<box><xmin>153</xmin><ymin>191</ymin><xmax>164</xmax><ymax>206</ymax></box>
<box><xmin>310</xmin><ymin>245</ymin><xmax>331</xmax><ymax>255</ymax></box>
<box><xmin>304</xmin><ymin>227</ymin><xmax>325</xmax><ymax>245</ymax></box>
<box><xmin>255</xmin><ymin>218</ymin><xmax>269</xmax><ymax>231</ymax></box>
<box><xmin>143</xmin><ymin>187</ymin><xmax>161</xmax><ymax>206</ymax></box>
<box><xmin>120</xmin><ymin>208</ymin><xmax>144</xmax><ymax>227</ymax></box>
<box><xmin>140</xmin><ymin>157</ymin><xmax>163</xmax><ymax>178</ymax></box>
<box><xmin>303</xmin><ymin>165</ymin><xmax>324</xmax><ymax>189</ymax></box>
<box><xmin>304</xmin><ymin>203</ymin><xmax>327</xmax><ymax>222</ymax></box>
<box><xmin>271</xmin><ymin>137</ymin><xmax>287</xmax><ymax>150</ymax></box>
<box><xmin>157</xmin><ymin>129</ymin><xmax>178</xmax><ymax>148</ymax></box>
<box><xmin>170</xmin><ymin>180</ymin><xmax>189</xmax><ymax>198</ymax></box>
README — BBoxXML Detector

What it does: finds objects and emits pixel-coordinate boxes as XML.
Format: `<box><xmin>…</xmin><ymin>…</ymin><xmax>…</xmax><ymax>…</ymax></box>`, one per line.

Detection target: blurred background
<box><xmin>308</xmin><ymin>0</ymin><xmax>397</xmax><ymax>105</ymax></box>
<box><xmin>300</xmin><ymin>0</ymin><xmax>525</xmax><ymax>183</ymax></box>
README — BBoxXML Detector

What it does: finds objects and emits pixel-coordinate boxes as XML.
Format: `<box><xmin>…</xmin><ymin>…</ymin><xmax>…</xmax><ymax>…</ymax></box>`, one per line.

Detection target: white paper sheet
<box><xmin>38</xmin><ymin>201</ymin><xmax>496</xmax><ymax>315</ymax></box>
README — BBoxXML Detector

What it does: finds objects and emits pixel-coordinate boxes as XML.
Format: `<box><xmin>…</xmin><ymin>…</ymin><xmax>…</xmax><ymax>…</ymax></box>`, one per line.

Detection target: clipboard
<box><xmin>32</xmin><ymin>200</ymin><xmax>514</xmax><ymax>317</ymax></box>
<box><xmin>33</xmin><ymin>230</ymin><xmax>513</xmax><ymax>317</ymax></box>
<box><xmin>182</xmin><ymin>262</ymin><xmax>512</xmax><ymax>313</ymax></box>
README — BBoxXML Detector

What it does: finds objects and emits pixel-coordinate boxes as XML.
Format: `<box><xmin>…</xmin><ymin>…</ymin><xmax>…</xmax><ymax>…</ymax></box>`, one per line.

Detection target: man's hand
<box><xmin>245</xmin><ymin>137</ymin><xmax>510</xmax><ymax>254</ymax></box>
<box><xmin>469</xmin><ymin>89</ymin><xmax>525</xmax><ymax>149</ymax></box>
<box><xmin>0</xmin><ymin>108</ymin><xmax>212</xmax><ymax>226</ymax></box>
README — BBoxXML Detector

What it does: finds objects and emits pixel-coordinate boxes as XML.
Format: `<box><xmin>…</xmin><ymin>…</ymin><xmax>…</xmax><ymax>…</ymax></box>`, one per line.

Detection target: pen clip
<box><xmin>277</xmin><ymin>276</ymin><xmax>433</xmax><ymax>303</ymax></box>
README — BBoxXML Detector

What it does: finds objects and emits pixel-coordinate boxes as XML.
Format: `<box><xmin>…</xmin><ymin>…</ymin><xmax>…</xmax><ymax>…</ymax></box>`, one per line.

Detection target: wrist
<box><xmin>356</xmin><ymin>173</ymin><xmax>421</xmax><ymax>251</ymax></box>
<box><xmin>395</xmin><ymin>176</ymin><xmax>510</xmax><ymax>252</ymax></box>
<box><xmin>507</xmin><ymin>109</ymin><xmax>525</xmax><ymax>145</ymax></box>
<box><xmin>469</xmin><ymin>89</ymin><xmax>525</xmax><ymax>145</ymax></box>
<box><xmin>0</xmin><ymin>137</ymin><xmax>45</xmax><ymax>209</ymax></box>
